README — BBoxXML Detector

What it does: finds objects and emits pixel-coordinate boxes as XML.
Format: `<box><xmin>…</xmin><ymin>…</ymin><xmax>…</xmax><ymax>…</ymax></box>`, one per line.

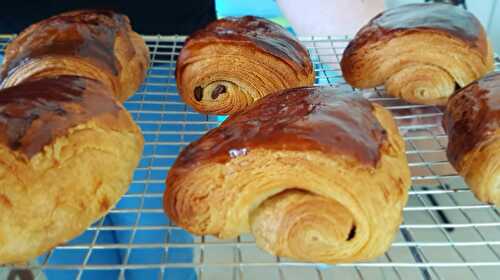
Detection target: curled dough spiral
<box><xmin>385</xmin><ymin>64</ymin><xmax>455</xmax><ymax>106</ymax></box>
<box><xmin>340</xmin><ymin>3</ymin><xmax>494</xmax><ymax>105</ymax></box>
<box><xmin>444</xmin><ymin>72</ymin><xmax>500</xmax><ymax>206</ymax></box>
<box><xmin>176</xmin><ymin>16</ymin><xmax>314</xmax><ymax>115</ymax></box>
<box><xmin>164</xmin><ymin>87</ymin><xmax>411</xmax><ymax>263</ymax></box>
<box><xmin>250</xmin><ymin>190</ymin><xmax>357</xmax><ymax>260</ymax></box>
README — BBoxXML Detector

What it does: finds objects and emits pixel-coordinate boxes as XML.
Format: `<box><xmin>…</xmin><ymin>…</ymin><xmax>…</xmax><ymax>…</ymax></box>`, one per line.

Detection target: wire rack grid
<box><xmin>0</xmin><ymin>35</ymin><xmax>499</xmax><ymax>280</ymax></box>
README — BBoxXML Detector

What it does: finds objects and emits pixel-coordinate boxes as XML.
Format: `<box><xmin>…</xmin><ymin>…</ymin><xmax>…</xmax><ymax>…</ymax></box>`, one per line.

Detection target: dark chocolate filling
<box><xmin>347</xmin><ymin>225</ymin><xmax>356</xmax><ymax>241</ymax></box>
<box><xmin>194</xmin><ymin>86</ymin><xmax>203</xmax><ymax>101</ymax></box>
<box><xmin>211</xmin><ymin>84</ymin><xmax>227</xmax><ymax>99</ymax></box>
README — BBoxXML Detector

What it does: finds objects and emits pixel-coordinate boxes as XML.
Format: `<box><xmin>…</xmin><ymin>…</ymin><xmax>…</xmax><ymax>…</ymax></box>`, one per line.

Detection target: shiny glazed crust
<box><xmin>0</xmin><ymin>76</ymin><xmax>144</xmax><ymax>264</ymax></box>
<box><xmin>0</xmin><ymin>10</ymin><xmax>149</xmax><ymax>102</ymax></box>
<box><xmin>340</xmin><ymin>3</ymin><xmax>494</xmax><ymax>105</ymax></box>
<box><xmin>175</xmin><ymin>16</ymin><xmax>315</xmax><ymax>115</ymax></box>
<box><xmin>164</xmin><ymin>87</ymin><xmax>411</xmax><ymax>263</ymax></box>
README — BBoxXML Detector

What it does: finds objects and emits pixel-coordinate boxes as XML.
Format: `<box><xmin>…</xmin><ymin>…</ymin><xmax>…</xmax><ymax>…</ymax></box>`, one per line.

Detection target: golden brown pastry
<box><xmin>340</xmin><ymin>3</ymin><xmax>494</xmax><ymax>106</ymax></box>
<box><xmin>0</xmin><ymin>10</ymin><xmax>149</xmax><ymax>102</ymax></box>
<box><xmin>443</xmin><ymin>72</ymin><xmax>500</xmax><ymax>206</ymax></box>
<box><xmin>164</xmin><ymin>87</ymin><xmax>411</xmax><ymax>263</ymax></box>
<box><xmin>175</xmin><ymin>16</ymin><xmax>315</xmax><ymax>115</ymax></box>
<box><xmin>0</xmin><ymin>75</ymin><xmax>143</xmax><ymax>264</ymax></box>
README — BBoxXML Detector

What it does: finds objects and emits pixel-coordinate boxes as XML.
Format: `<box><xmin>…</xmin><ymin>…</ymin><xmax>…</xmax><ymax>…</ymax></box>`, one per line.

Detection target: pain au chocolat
<box><xmin>164</xmin><ymin>86</ymin><xmax>410</xmax><ymax>263</ymax></box>
<box><xmin>0</xmin><ymin>76</ymin><xmax>143</xmax><ymax>264</ymax></box>
<box><xmin>444</xmin><ymin>72</ymin><xmax>500</xmax><ymax>206</ymax></box>
<box><xmin>0</xmin><ymin>10</ymin><xmax>149</xmax><ymax>102</ymax></box>
<box><xmin>341</xmin><ymin>3</ymin><xmax>494</xmax><ymax>105</ymax></box>
<box><xmin>175</xmin><ymin>16</ymin><xmax>315</xmax><ymax>115</ymax></box>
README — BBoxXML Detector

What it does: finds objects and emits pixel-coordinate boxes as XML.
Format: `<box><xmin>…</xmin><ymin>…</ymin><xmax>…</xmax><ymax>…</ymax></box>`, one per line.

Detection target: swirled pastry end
<box><xmin>340</xmin><ymin>3</ymin><xmax>494</xmax><ymax>105</ymax></box>
<box><xmin>176</xmin><ymin>16</ymin><xmax>314</xmax><ymax>115</ymax></box>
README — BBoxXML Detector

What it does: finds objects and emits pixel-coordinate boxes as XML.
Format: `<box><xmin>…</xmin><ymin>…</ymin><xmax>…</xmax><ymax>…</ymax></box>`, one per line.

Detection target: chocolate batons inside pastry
<box><xmin>444</xmin><ymin>72</ymin><xmax>500</xmax><ymax>206</ymax></box>
<box><xmin>0</xmin><ymin>10</ymin><xmax>149</xmax><ymax>102</ymax></box>
<box><xmin>164</xmin><ymin>87</ymin><xmax>411</xmax><ymax>263</ymax></box>
<box><xmin>0</xmin><ymin>76</ymin><xmax>143</xmax><ymax>264</ymax></box>
<box><xmin>175</xmin><ymin>16</ymin><xmax>315</xmax><ymax>115</ymax></box>
<box><xmin>340</xmin><ymin>3</ymin><xmax>494</xmax><ymax>105</ymax></box>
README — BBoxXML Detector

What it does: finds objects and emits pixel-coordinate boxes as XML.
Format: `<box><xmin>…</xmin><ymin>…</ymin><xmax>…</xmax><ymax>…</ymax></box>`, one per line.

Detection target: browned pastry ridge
<box><xmin>175</xmin><ymin>16</ymin><xmax>315</xmax><ymax>115</ymax></box>
<box><xmin>340</xmin><ymin>3</ymin><xmax>494</xmax><ymax>105</ymax></box>
<box><xmin>0</xmin><ymin>10</ymin><xmax>149</xmax><ymax>102</ymax></box>
<box><xmin>164</xmin><ymin>87</ymin><xmax>411</xmax><ymax>263</ymax></box>
<box><xmin>0</xmin><ymin>76</ymin><xmax>144</xmax><ymax>264</ymax></box>
<box><xmin>443</xmin><ymin>72</ymin><xmax>500</xmax><ymax>206</ymax></box>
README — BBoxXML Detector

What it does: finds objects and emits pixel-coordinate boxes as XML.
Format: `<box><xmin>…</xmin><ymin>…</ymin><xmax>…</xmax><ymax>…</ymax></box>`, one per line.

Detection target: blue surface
<box><xmin>216</xmin><ymin>0</ymin><xmax>283</xmax><ymax>18</ymax></box>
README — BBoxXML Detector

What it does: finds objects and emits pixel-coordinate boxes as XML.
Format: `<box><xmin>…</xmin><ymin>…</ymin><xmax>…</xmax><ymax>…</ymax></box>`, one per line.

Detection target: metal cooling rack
<box><xmin>0</xmin><ymin>35</ymin><xmax>500</xmax><ymax>280</ymax></box>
